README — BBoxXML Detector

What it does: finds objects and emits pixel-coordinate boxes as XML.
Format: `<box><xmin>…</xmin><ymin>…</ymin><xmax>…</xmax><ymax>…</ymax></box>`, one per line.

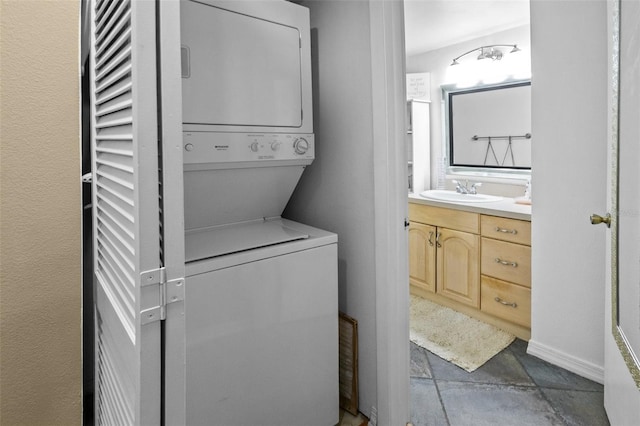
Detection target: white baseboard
<box><xmin>527</xmin><ymin>339</ymin><xmax>604</xmax><ymax>384</ymax></box>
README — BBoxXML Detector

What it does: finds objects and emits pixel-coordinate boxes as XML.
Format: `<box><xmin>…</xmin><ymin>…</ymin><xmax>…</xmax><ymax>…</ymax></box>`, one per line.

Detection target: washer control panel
<box><xmin>183</xmin><ymin>132</ymin><xmax>315</xmax><ymax>164</ymax></box>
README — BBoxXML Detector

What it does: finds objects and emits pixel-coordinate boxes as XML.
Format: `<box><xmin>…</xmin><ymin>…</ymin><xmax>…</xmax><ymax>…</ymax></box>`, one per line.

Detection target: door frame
<box><xmin>157</xmin><ymin>0</ymin><xmax>187</xmax><ymax>424</ymax></box>
<box><xmin>369</xmin><ymin>1</ymin><xmax>411</xmax><ymax>424</ymax></box>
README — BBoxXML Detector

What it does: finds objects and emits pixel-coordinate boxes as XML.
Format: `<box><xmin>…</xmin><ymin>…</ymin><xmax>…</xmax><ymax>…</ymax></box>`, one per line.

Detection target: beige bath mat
<box><xmin>410</xmin><ymin>295</ymin><xmax>515</xmax><ymax>372</ymax></box>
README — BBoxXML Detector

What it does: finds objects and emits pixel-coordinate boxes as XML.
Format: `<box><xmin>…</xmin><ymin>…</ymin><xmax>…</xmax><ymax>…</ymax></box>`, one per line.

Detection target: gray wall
<box><xmin>287</xmin><ymin>0</ymin><xmax>610</xmax><ymax>417</ymax></box>
<box><xmin>283</xmin><ymin>0</ymin><xmax>378</xmax><ymax>416</ymax></box>
<box><xmin>530</xmin><ymin>0</ymin><xmax>608</xmax><ymax>379</ymax></box>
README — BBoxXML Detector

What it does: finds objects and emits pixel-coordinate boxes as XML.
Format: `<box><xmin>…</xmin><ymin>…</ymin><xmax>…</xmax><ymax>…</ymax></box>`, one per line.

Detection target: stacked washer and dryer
<box><xmin>179</xmin><ymin>1</ymin><xmax>339</xmax><ymax>425</ymax></box>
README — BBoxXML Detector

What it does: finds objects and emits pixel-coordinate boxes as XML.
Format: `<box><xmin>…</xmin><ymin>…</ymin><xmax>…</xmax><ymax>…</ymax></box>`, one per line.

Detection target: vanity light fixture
<box><xmin>450</xmin><ymin>44</ymin><xmax>521</xmax><ymax>66</ymax></box>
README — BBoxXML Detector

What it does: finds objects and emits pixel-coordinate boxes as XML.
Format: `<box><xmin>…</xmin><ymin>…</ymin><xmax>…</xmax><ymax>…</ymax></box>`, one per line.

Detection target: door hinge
<box><xmin>140</xmin><ymin>267</ymin><xmax>184</xmax><ymax>325</ymax></box>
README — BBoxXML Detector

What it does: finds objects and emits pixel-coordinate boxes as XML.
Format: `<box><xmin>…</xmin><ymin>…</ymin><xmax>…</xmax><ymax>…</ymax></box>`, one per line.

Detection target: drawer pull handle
<box><xmin>495</xmin><ymin>258</ymin><xmax>518</xmax><ymax>267</ymax></box>
<box><xmin>428</xmin><ymin>231</ymin><xmax>434</xmax><ymax>247</ymax></box>
<box><xmin>495</xmin><ymin>297</ymin><xmax>518</xmax><ymax>308</ymax></box>
<box><xmin>495</xmin><ymin>226</ymin><xmax>518</xmax><ymax>234</ymax></box>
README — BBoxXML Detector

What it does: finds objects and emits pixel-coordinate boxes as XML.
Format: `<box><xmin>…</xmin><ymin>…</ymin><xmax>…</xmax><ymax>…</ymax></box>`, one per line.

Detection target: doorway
<box><xmin>403</xmin><ymin>1</ymin><xmax>618</xmax><ymax>425</ymax></box>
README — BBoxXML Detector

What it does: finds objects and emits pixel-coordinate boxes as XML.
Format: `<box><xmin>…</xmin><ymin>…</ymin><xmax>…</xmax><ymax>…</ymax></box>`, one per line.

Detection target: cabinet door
<box><xmin>437</xmin><ymin>228</ymin><xmax>480</xmax><ymax>307</ymax></box>
<box><xmin>409</xmin><ymin>222</ymin><xmax>436</xmax><ymax>293</ymax></box>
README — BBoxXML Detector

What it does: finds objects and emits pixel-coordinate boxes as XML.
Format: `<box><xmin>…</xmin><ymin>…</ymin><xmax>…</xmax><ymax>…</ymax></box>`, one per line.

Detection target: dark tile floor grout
<box><xmin>410</xmin><ymin>339</ymin><xmax>610</xmax><ymax>426</ymax></box>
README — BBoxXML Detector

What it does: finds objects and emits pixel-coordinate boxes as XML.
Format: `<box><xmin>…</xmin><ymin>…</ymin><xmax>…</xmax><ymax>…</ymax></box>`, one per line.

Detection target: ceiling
<box><xmin>404</xmin><ymin>0</ymin><xmax>530</xmax><ymax>56</ymax></box>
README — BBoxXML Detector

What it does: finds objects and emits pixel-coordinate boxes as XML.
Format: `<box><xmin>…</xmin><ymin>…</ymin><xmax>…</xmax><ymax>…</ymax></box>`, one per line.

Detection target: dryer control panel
<box><xmin>183</xmin><ymin>132</ymin><xmax>315</xmax><ymax>166</ymax></box>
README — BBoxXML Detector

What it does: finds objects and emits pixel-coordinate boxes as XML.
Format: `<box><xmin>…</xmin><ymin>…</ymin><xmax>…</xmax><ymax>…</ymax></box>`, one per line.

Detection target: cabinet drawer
<box><xmin>481</xmin><ymin>238</ymin><xmax>531</xmax><ymax>287</ymax></box>
<box><xmin>481</xmin><ymin>215</ymin><xmax>531</xmax><ymax>246</ymax></box>
<box><xmin>409</xmin><ymin>203</ymin><xmax>479</xmax><ymax>234</ymax></box>
<box><xmin>481</xmin><ymin>276</ymin><xmax>531</xmax><ymax>328</ymax></box>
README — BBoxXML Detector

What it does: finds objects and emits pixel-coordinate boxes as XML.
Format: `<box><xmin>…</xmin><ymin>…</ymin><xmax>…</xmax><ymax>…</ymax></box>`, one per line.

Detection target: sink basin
<box><xmin>419</xmin><ymin>190</ymin><xmax>503</xmax><ymax>203</ymax></box>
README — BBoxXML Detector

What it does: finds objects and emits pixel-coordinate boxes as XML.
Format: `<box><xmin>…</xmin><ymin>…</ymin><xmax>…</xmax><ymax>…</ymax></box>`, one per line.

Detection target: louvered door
<box><xmin>90</xmin><ymin>0</ymin><xmax>163</xmax><ymax>423</ymax></box>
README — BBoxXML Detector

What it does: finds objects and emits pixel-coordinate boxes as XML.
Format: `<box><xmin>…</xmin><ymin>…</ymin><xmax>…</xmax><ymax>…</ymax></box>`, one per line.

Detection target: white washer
<box><xmin>184</xmin><ymin>218</ymin><xmax>339</xmax><ymax>426</ymax></box>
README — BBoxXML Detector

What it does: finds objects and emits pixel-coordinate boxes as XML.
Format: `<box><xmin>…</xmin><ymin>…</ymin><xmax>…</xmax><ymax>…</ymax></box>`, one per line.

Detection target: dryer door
<box><xmin>181</xmin><ymin>0</ymin><xmax>303</xmax><ymax>129</ymax></box>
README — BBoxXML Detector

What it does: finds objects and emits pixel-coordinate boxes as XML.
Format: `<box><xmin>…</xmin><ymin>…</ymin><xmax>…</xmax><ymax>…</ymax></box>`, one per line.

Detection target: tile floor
<box><xmin>410</xmin><ymin>339</ymin><xmax>610</xmax><ymax>426</ymax></box>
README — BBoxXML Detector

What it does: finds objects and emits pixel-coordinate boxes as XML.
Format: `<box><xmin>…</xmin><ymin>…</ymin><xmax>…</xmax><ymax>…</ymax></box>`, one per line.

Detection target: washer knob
<box><xmin>250</xmin><ymin>142</ymin><xmax>259</xmax><ymax>152</ymax></box>
<box><xmin>293</xmin><ymin>138</ymin><xmax>309</xmax><ymax>155</ymax></box>
<box><xmin>185</xmin><ymin>143</ymin><xmax>194</xmax><ymax>152</ymax></box>
<box><xmin>271</xmin><ymin>141</ymin><xmax>281</xmax><ymax>151</ymax></box>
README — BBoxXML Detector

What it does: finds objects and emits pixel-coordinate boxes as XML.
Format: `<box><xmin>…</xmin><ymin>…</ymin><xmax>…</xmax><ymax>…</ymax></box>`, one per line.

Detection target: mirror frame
<box><xmin>610</xmin><ymin>0</ymin><xmax>640</xmax><ymax>389</ymax></box>
<box><xmin>442</xmin><ymin>79</ymin><xmax>532</xmax><ymax>177</ymax></box>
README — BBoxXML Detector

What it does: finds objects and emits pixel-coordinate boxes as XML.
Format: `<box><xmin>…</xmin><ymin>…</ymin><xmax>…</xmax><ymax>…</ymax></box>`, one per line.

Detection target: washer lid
<box><xmin>185</xmin><ymin>219</ymin><xmax>309</xmax><ymax>262</ymax></box>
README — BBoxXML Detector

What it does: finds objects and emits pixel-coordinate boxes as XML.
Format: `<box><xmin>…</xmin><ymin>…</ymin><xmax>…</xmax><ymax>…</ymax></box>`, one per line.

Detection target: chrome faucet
<box><xmin>452</xmin><ymin>179</ymin><xmax>468</xmax><ymax>194</ymax></box>
<box><xmin>453</xmin><ymin>180</ymin><xmax>482</xmax><ymax>195</ymax></box>
<box><xmin>469</xmin><ymin>182</ymin><xmax>482</xmax><ymax>194</ymax></box>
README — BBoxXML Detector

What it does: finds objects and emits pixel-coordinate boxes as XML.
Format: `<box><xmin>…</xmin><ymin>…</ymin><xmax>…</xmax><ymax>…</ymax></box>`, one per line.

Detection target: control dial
<box><xmin>250</xmin><ymin>142</ymin><xmax>259</xmax><ymax>152</ymax></box>
<box><xmin>271</xmin><ymin>141</ymin><xmax>281</xmax><ymax>151</ymax></box>
<box><xmin>293</xmin><ymin>138</ymin><xmax>309</xmax><ymax>155</ymax></box>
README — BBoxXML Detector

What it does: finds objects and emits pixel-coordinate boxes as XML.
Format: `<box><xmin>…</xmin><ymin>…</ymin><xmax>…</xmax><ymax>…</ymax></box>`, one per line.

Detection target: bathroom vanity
<box><xmin>408</xmin><ymin>194</ymin><xmax>532</xmax><ymax>340</ymax></box>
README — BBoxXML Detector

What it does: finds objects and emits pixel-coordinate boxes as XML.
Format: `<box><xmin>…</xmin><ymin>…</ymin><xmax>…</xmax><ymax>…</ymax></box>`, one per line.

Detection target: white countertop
<box><xmin>408</xmin><ymin>192</ymin><xmax>532</xmax><ymax>221</ymax></box>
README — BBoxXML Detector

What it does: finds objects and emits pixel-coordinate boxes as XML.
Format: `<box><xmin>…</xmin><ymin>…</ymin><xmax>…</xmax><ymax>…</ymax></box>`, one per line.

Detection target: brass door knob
<box><xmin>590</xmin><ymin>213</ymin><xmax>611</xmax><ymax>228</ymax></box>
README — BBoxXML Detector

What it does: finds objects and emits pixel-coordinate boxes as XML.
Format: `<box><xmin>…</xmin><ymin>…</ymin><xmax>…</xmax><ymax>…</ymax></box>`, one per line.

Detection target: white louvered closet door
<box><xmin>90</xmin><ymin>0</ymin><xmax>168</xmax><ymax>424</ymax></box>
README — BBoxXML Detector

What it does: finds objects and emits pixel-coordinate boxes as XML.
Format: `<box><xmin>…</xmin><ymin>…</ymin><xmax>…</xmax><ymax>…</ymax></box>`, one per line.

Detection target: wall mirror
<box><xmin>443</xmin><ymin>80</ymin><xmax>531</xmax><ymax>172</ymax></box>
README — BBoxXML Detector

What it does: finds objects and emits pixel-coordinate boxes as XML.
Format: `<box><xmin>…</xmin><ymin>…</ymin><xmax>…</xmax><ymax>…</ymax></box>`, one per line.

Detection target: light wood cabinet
<box><xmin>409</xmin><ymin>204</ymin><xmax>480</xmax><ymax>308</ymax></box>
<box><xmin>409</xmin><ymin>203</ymin><xmax>532</xmax><ymax>339</ymax></box>
<box><xmin>480</xmin><ymin>215</ymin><xmax>532</xmax><ymax>329</ymax></box>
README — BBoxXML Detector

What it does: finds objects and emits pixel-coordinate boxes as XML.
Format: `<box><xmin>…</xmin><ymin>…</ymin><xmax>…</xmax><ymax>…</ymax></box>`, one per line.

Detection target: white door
<box><xmin>90</xmin><ymin>0</ymin><xmax>185</xmax><ymax>424</ymax></box>
<box><xmin>600</xmin><ymin>1</ymin><xmax>640</xmax><ymax>423</ymax></box>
